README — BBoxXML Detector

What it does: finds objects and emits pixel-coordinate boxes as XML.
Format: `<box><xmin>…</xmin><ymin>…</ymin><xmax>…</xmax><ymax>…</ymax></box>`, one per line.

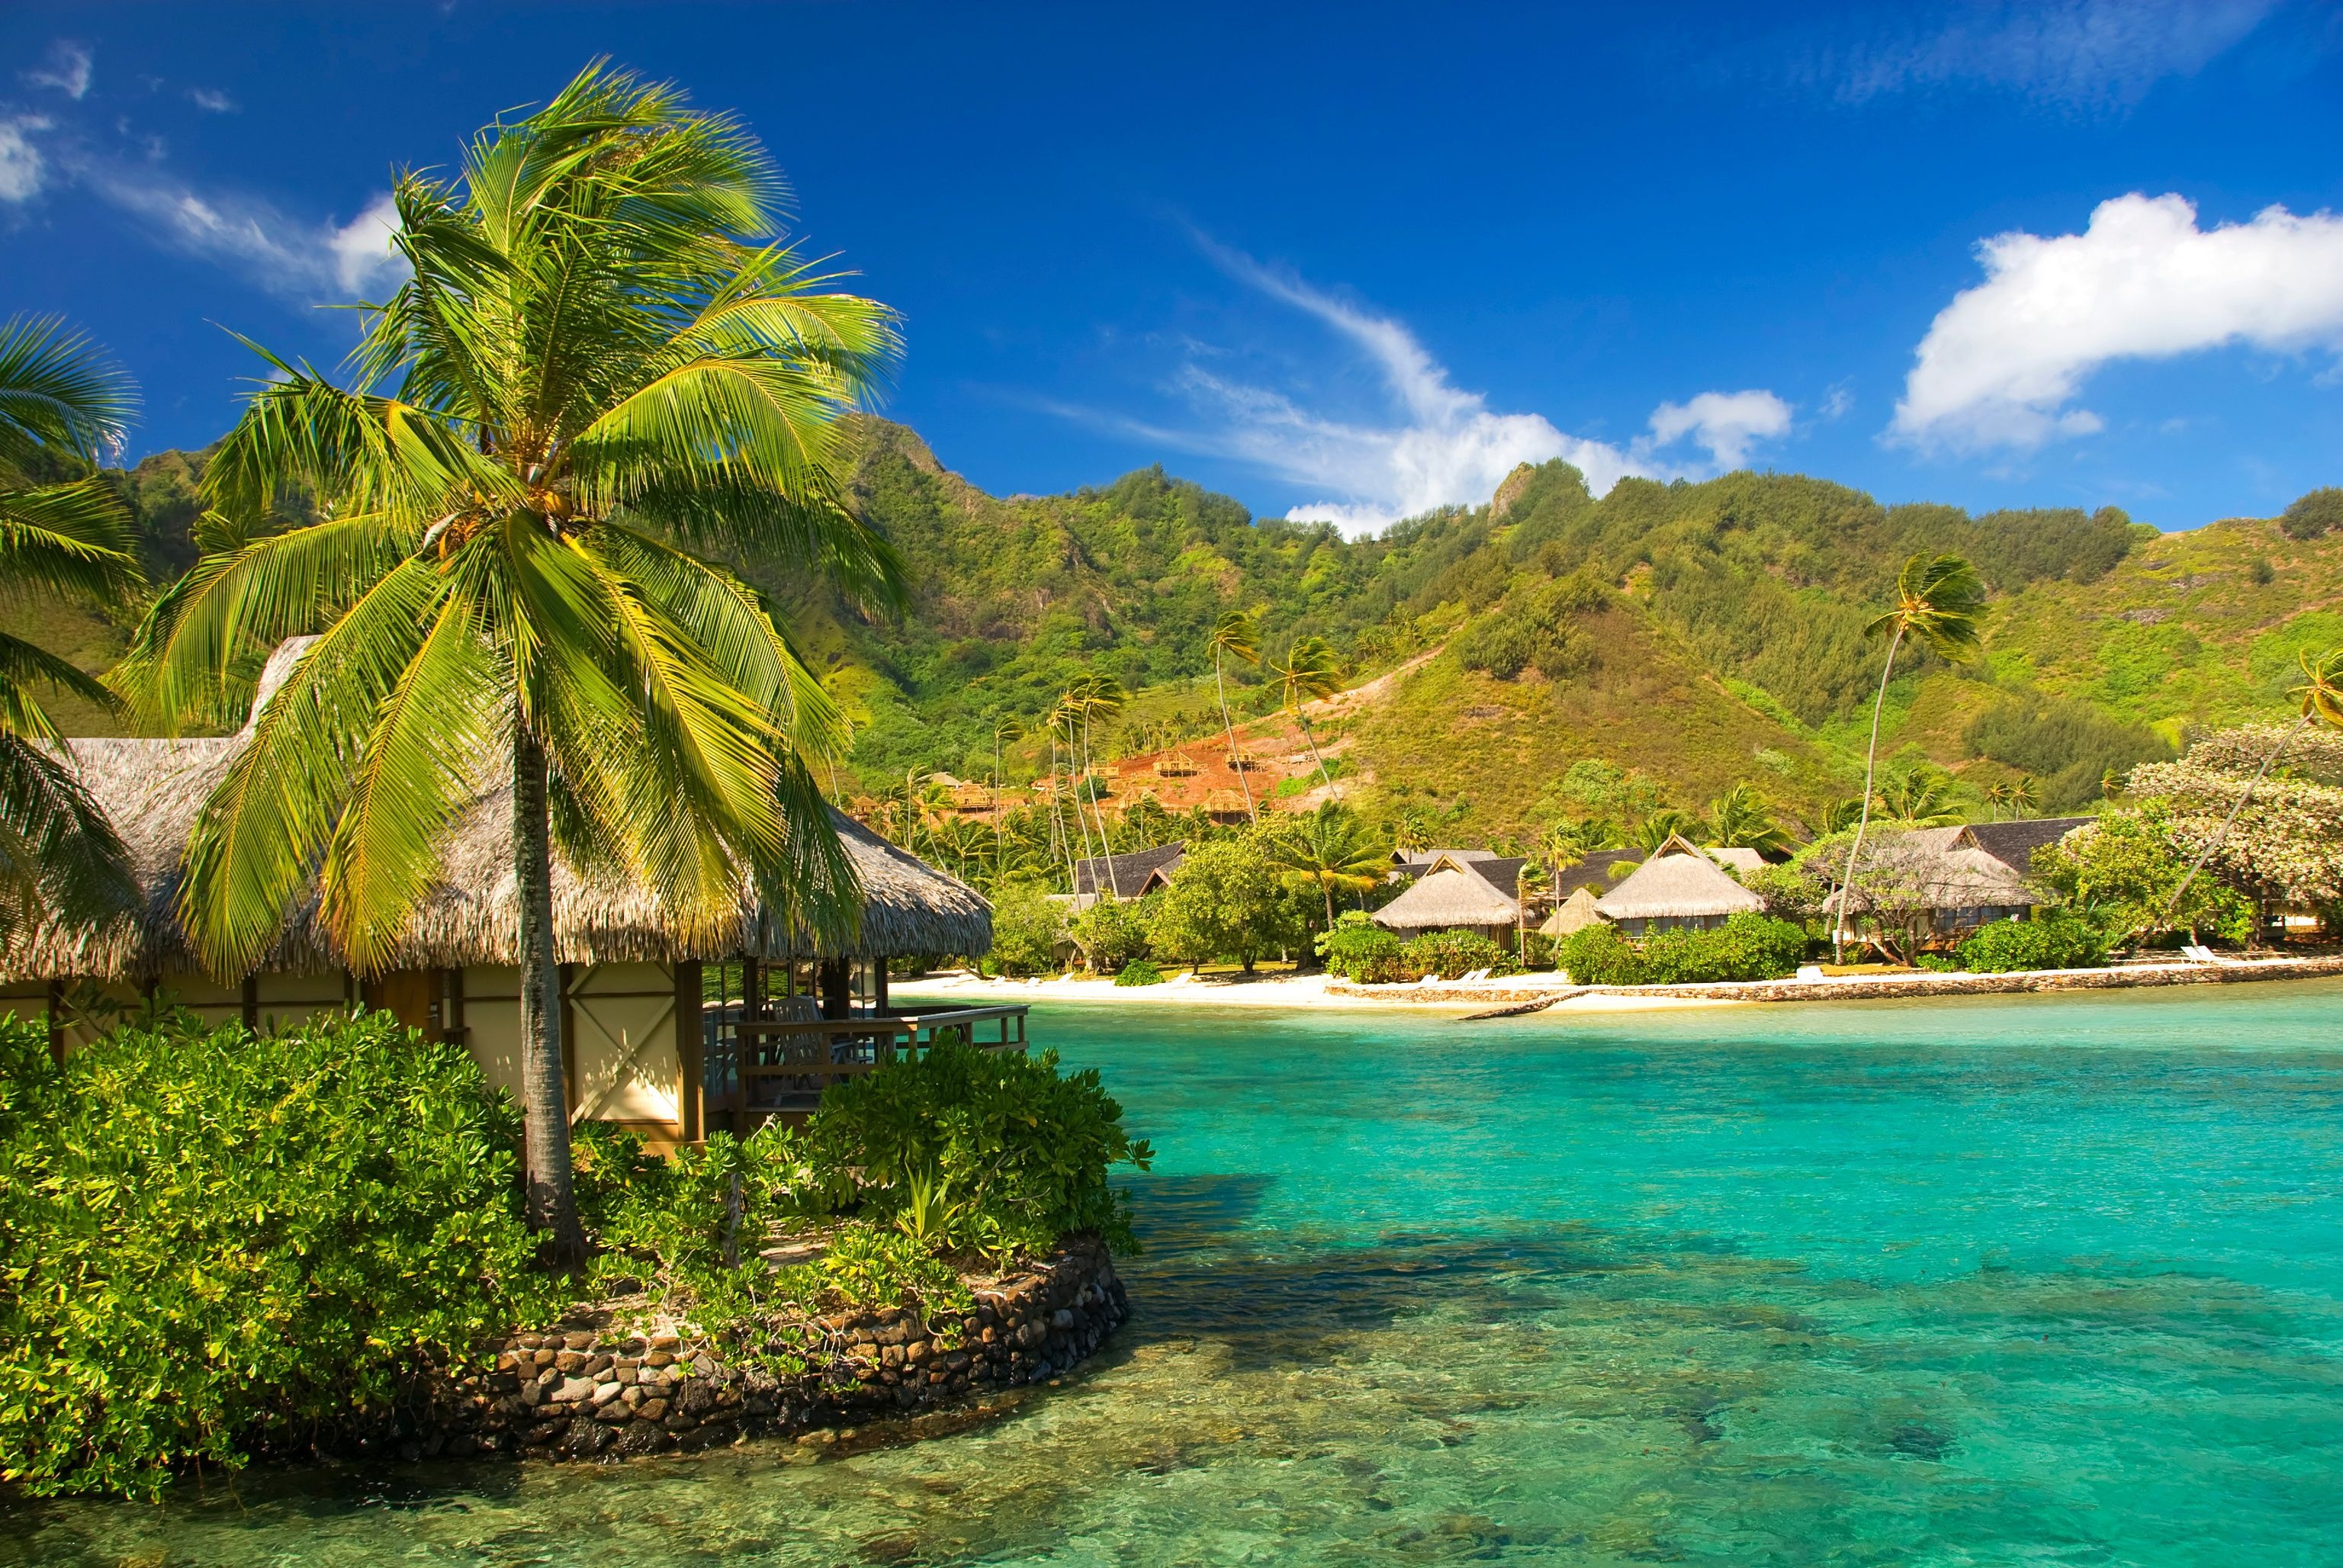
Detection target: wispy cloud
<box><xmin>1077</xmin><ymin>239</ymin><xmax>1795</xmax><ymax>536</ymax></box>
<box><xmin>0</xmin><ymin>116</ymin><xmax>51</xmax><ymax>203</ymax></box>
<box><xmin>22</xmin><ymin>41</ymin><xmax>92</xmax><ymax>101</ymax></box>
<box><xmin>1823</xmin><ymin>0</ymin><xmax>2277</xmax><ymax>110</ymax></box>
<box><xmin>1893</xmin><ymin>192</ymin><xmax>2343</xmax><ymax>451</ymax></box>
<box><xmin>188</xmin><ymin>87</ymin><xmax>238</xmax><ymax>114</ymax></box>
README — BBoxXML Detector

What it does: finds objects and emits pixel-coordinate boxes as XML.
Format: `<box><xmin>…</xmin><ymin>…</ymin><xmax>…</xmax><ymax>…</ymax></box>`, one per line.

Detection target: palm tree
<box><xmin>1271</xmin><ymin>634</ymin><xmax>1344</xmax><ymax>789</ymax></box>
<box><xmin>1703</xmin><ymin>782</ymin><xmax>1789</xmax><ymax>855</ymax></box>
<box><xmin>0</xmin><ymin>317</ymin><xmax>142</xmax><ymax>937</ymax></box>
<box><xmin>1514</xmin><ymin>861</ymin><xmax>1551</xmax><ymax>955</ymax></box>
<box><xmin>1207</xmin><ymin>609</ymin><xmax>1261</xmax><ymax>824</ymax></box>
<box><xmin>116</xmin><ymin>66</ymin><xmax>900</xmax><ymax>1265</ymax></box>
<box><xmin>1069</xmin><ymin>673</ymin><xmax>1127</xmax><ymax>887</ymax></box>
<box><xmin>1874</xmin><ymin>765</ymin><xmax>1961</xmax><ymax>826</ymax></box>
<box><xmin>2165</xmin><ymin>644</ymin><xmax>2343</xmax><ymax>923</ymax></box>
<box><xmin>1268</xmin><ymin>800</ymin><xmax>1387</xmax><ymax>934</ymax></box>
<box><xmin>1631</xmin><ymin>808</ymin><xmax>1695</xmax><ymax>853</ymax></box>
<box><xmin>2007</xmin><ymin>774</ymin><xmax>2038</xmax><ymax>819</ymax></box>
<box><xmin>1834</xmin><ymin>554</ymin><xmax>1985</xmax><ymax>960</ymax></box>
<box><xmin>989</xmin><ymin>714</ymin><xmax>1022</xmax><ymax>885</ymax></box>
<box><xmin>1981</xmin><ymin>780</ymin><xmax>2010</xmax><ymax>822</ymax></box>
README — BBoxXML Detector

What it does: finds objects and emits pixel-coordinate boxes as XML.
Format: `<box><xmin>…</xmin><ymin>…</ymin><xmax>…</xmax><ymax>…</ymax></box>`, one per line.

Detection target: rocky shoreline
<box><xmin>326</xmin><ymin>1236</ymin><xmax>1126</xmax><ymax>1467</ymax></box>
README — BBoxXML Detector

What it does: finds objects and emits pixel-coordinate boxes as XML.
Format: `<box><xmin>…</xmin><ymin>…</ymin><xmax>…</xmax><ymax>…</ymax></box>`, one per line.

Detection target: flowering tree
<box><xmin>2028</xmin><ymin>808</ymin><xmax>2254</xmax><ymax>945</ymax></box>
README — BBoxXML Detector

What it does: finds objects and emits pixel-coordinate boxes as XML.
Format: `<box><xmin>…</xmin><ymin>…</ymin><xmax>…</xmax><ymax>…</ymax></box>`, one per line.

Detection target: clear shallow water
<box><xmin>11</xmin><ymin>981</ymin><xmax>2343</xmax><ymax>1565</ymax></box>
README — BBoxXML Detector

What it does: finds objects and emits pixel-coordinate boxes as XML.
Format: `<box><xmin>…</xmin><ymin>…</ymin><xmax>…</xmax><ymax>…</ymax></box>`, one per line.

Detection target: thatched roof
<box><xmin>1539</xmin><ymin>885</ymin><xmax>1605</xmax><ymax>937</ymax></box>
<box><xmin>1822</xmin><ymin>841</ymin><xmax>2038</xmax><ymax>917</ymax></box>
<box><xmin>6</xmin><ymin>641</ymin><xmax>989</xmax><ymax>982</ymax></box>
<box><xmin>1073</xmin><ymin>842</ymin><xmax>1185</xmax><ymax>897</ymax></box>
<box><xmin>1374</xmin><ymin>866</ymin><xmax>1520</xmax><ymax>932</ymax></box>
<box><xmin>1594</xmin><ymin>848</ymin><xmax>1763</xmax><ymax>921</ymax></box>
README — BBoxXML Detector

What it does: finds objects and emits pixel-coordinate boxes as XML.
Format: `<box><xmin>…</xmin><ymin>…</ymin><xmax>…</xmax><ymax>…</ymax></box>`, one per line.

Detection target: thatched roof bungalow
<box><xmin>1373</xmin><ymin>865</ymin><xmax>1521</xmax><ymax>943</ymax></box>
<box><xmin>1</xmin><ymin>639</ymin><xmax>989</xmax><ymax>1145</ymax></box>
<box><xmin>1593</xmin><ymin>834</ymin><xmax>1763</xmax><ymax>937</ymax></box>
<box><xmin>1821</xmin><ymin>827</ymin><xmax>2040</xmax><ymax>946</ymax></box>
<box><xmin>1539</xmin><ymin>885</ymin><xmax>1606</xmax><ymax>937</ymax></box>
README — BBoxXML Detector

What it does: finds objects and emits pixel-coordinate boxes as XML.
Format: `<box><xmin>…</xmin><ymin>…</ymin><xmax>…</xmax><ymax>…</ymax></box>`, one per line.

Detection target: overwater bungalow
<box><xmin>0</xmin><ymin>639</ymin><xmax>995</xmax><ymax>1146</ymax></box>
<box><xmin>1593</xmin><ymin>834</ymin><xmax>1764</xmax><ymax>937</ymax></box>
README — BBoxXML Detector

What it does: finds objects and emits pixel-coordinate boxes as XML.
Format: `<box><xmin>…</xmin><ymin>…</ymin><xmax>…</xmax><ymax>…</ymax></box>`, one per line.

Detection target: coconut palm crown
<box><xmin>116</xmin><ymin>63</ymin><xmax>904</xmax><ymax>1260</ymax></box>
<box><xmin>0</xmin><ymin>316</ymin><xmax>143</xmax><ymax>935</ymax></box>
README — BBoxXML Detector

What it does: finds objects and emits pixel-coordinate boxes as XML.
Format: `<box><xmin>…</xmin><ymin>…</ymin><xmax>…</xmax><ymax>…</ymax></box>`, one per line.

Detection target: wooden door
<box><xmin>362</xmin><ymin>969</ymin><xmax>439</xmax><ymax>1033</ymax></box>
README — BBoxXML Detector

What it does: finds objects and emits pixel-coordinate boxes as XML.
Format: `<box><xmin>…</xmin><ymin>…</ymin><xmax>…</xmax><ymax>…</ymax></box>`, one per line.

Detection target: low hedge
<box><xmin>1318</xmin><ymin>911</ymin><xmax>1406</xmax><ymax>983</ymax></box>
<box><xmin>1398</xmin><ymin>929</ymin><xmax>1518</xmax><ymax>980</ymax></box>
<box><xmin>1958</xmin><ymin>911</ymin><xmax>2109</xmax><ymax>973</ymax></box>
<box><xmin>1560</xmin><ymin>914</ymin><xmax>1808</xmax><ymax>985</ymax></box>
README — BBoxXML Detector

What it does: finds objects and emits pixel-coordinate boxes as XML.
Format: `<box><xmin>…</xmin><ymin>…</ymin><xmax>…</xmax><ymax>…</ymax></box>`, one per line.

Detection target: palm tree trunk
<box><xmin>1835</xmin><ymin>625</ymin><xmax>1904</xmax><ymax>964</ymax></box>
<box><xmin>1083</xmin><ymin>708</ymin><xmax>1122</xmax><ymax>898</ymax></box>
<box><xmin>2163</xmin><ymin>711</ymin><xmax>2312</xmax><ymax>932</ymax></box>
<box><xmin>513</xmin><ymin>721</ymin><xmax>587</xmax><ymax>1270</ymax></box>
<box><xmin>1298</xmin><ymin>712</ymin><xmax>1332</xmax><ymax>790</ymax></box>
<box><xmin>1216</xmin><ymin>654</ymin><xmax>1257</xmax><ymax>825</ymax></box>
<box><xmin>992</xmin><ymin>731</ymin><xmax>1004</xmax><ymax>889</ymax></box>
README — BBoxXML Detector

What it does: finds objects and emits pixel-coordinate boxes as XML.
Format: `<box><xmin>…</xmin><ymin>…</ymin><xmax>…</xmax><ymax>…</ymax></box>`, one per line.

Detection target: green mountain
<box><xmin>31</xmin><ymin>421</ymin><xmax>2343</xmax><ymax>844</ymax></box>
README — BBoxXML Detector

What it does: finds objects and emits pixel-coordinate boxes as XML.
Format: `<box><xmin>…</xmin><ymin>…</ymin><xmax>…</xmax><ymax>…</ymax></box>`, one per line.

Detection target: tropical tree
<box><xmin>1267</xmin><ymin>800</ymin><xmax>1387</xmax><ymax>932</ymax></box>
<box><xmin>1834</xmin><ymin>554</ymin><xmax>1985</xmax><ymax>959</ymax></box>
<box><xmin>2007</xmin><ymin>773</ymin><xmax>2038</xmax><ymax>819</ymax></box>
<box><xmin>0</xmin><ymin>317</ymin><xmax>142</xmax><ymax>937</ymax></box>
<box><xmin>2161</xmin><ymin>647</ymin><xmax>2343</xmax><ymax>922</ymax></box>
<box><xmin>988</xmin><ymin>714</ymin><xmax>1022</xmax><ymax>883</ymax></box>
<box><xmin>1540</xmin><ymin>815</ymin><xmax>1618</xmax><ymax>862</ymax></box>
<box><xmin>1703</xmin><ymin>782</ymin><xmax>1790</xmax><ymax>856</ymax></box>
<box><xmin>1981</xmin><ymin>779</ymin><xmax>2011</xmax><ymax>821</ymax></box>
<box><xmin>1207</xmin><ymin>609</ymin><xmax>1261</xmax><ymax>824</ymax></box>
<box><xmin>1271</xmin><ymin>634</ymin><xmax>1344</xmax><ymax>788</ymax></box>
<box><xmin>1068</xmin><ymin>673</ymin><xmax>1127</xmax><ymax>884</ymax></box>
<box><xmin>1147</xmin><ymin>832</ymin><xmax>1294</xmax><ymax>972</ymax></box>
<box><xmin>1874</xmin><ymin>763</ymin><xmax>1962</xmax><ymax>826</ymax></box>
<box><xmin>114</xmin><ymin>66</ymin><xmax>901</xmax><ymax>1265</ymax></box>
<box><xmin>1631</xmin><ymin>808</ymin><xmax>1695</xmax><ymax>853</ymax></box>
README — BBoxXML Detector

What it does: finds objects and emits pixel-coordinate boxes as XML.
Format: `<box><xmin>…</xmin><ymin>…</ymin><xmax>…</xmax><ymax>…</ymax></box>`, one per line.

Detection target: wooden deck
<box><xmin>702</xmin><ymin>1004</ymin><xmax>1030</xmax><ymax>1135</ymax></box>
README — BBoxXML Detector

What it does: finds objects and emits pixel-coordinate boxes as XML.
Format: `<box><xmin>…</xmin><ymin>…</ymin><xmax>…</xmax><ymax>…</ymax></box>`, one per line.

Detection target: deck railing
<box><xmin>702</xmin><ymin>1004</ymin><xmax>1029</xmax><ymax>1136</ymax></box>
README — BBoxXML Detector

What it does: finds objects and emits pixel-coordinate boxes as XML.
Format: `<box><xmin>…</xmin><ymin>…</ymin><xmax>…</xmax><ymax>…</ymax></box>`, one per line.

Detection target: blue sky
<box><xmin>3</xmin><ymin>1</ymin><xmax>2340</xmax><ymax>535</ymax></box>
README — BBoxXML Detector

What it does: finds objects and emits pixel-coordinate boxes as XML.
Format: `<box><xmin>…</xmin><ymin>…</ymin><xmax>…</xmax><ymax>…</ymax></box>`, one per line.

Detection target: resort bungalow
<box><xmin>1823</xmin><ymin>826</ymin><xmax>2040</xmax><ymax>946</ymax></box>
<box><xmin>1373</xmin><ymin>863</ymin><xmax>1522</xmax><ymax>944</ymax></box>
<box><xmin>1070</xmin><ymin>842</ymin><xmax>1188</xmax><ymax>900</ymax></box>
<box><xmin>0</xmin><ymin>639</ymin><xmax>992</xmax><ymax>1148</ymax></box>
<box><xmin>1958</xmin><ymin>817</ymin><xmax>2092</xmax><ymax>879</ymax></box>
<box><xmin>1537</xmin><ymin>847</ymin><xmax>1647</xmax><ymax>938</ymax></box>
<box><xmin>1593</xmin><ymin>835</ymin><xmax>1763</xmax><ymax>937</ymax></box>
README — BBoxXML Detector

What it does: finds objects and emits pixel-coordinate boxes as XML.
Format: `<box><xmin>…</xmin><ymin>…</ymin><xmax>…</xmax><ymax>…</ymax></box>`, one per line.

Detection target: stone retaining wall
<box><xmin>1327</xmin><ymin>956</ymin><xmax>2343</xmax><ymax>1009</ymax></box>
<box><xmin>339</xmin><ymin>1237</ymin><xmax>1126</xmax><ymax>1466</ymax></box>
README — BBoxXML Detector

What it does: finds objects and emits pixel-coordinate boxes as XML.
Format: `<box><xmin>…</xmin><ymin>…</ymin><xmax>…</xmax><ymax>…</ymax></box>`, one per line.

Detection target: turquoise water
<box><xmin>11</xmin><ymin>982</ymin><xmax>2343</xmax><ymax>1564</ymax></box>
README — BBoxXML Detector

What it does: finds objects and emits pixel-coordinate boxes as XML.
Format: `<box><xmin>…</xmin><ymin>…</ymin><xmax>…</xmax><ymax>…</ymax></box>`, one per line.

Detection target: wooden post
<box><xmin>873</xmin><ymin>957</ymin><xmax>890</xmax><ymax>1016</ymax></box>
<box><xmin>45</xmin><ymin>979</ymin><xmax>64</xmax><ymax>1065</ymax></box>
<box><xmin>240</xmin><ymin>975</ymin><xmax>259</xmax><ymax>1032</ymax></box>
<box><xmin>674</xmin><ymin>960</ymin><xmax>703</xmax><ymax>1145</ymax></box>
<box><xmin>558</xmin><ymin>962</ymin><xmax>577</xmax><ymax>1122</ymax></box>
<box><xmin>818</xmin><ymin>957</ymin><xmax>851</xmax><ymax>1020</ymax></box>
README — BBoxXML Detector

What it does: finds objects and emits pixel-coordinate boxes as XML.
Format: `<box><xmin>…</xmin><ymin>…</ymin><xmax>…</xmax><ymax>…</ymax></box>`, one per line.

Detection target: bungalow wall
<box><xmin>1</xmin><ymin>959</ymin><xmax>703</xmax><ymax>1148</ymax></box>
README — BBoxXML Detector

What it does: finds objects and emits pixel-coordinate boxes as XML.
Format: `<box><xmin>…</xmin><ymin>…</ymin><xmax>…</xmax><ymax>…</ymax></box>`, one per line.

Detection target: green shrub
<box><xmin>1398</xmin><ymin>928</ymin><xmax>1517</xmax><ymax>979</ymax></box>
<box><xmin>1560</xmin><ymin>914</ymin><xmax>1806</xmax><ymax>985</ymax></box>
<box><xmin>1916</xmin><ymin>953</ymin><xmax>1962</xmax><ymax>973</ymax></box>
<box><xmin>1558</xmin><ymin>923</ymin><xmax>1647</xmax><ymax>985</ymax></box>
<box><xmin>2280</xmin><ymin>486</ymin><xmax>2343</xmax><ymax>541</ymax></box>
<box><xmin>1069</xmin><ymin>895</ymin><xmax>1152</xmax><ymax>973</ymax></box>
<box><xmin>1959</xmin><ymin>910</ymin><xmax>2110</xmax><ymax>972</ymax></box>
<box><xmin>1316</xmin><ymin>910</ymin><xmax>1406</xmax><ymax>982</ymax></box>
<box><xmin>988</xmin><ymin>880</ymin><xmax>1067</xmax><ymax>975</ymax></box>
<box><xmin>1114</xmin><ymin>959</ymin><xmax>1166</xmax><ymax>986</ymax></box>
<box><xmin>799</xmin><ymin>1042</ymin><xmax>1152</xmax><ymax>1260</ymax></box>
<box><xmin>0</xmin><ymin>1011</ymin><xmax>555</xmax><ymax>1499</ymax></box>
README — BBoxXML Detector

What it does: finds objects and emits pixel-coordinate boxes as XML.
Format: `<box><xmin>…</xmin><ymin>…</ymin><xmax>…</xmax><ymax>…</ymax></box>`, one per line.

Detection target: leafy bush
<box><xmin>988</xmin><ymin>880</ymin><xmax>1066</xmax><ymax>975</ymax></box>
<box><xmin>1316</xmin><ymin>910</ymin><xmax>1406</xmax><ymax>982</ymax></box>
<box><xmin>1959</xmin><ymin>911</ymin><xmax>2110</xmax><ymax>972</ymax></box>
<box><xmin>1114</xmin><ymin>958</ymin><xmax>1166</xmax><ymax>986</ymax></box>
<box><xmin>2029</xmin><ymin>808</ymin><xmax>2254</xmax><ymax>944</ymax></box>
<box><xmin>799</xmin><ymin>1042</ymin><xmax>1152</xmax><ymax>1260</ymax></box>
<box><xmin>1915</xmin><ymin>953</ymin><xmax>1963</xmax><ymax>973</ymax></box>
<box><xmin>0</xmin><ymin>1011</ymin><xmax>554</xmax><ymax>1499</ymax></box>
<box><xmin>1560</xmin><ymin>914</ymin><xmax>1806</xmax><ymax>985</ymax></box>
<box><xmin>1146</xmin><ymin>834</ymin><xmax>1297</xmax><ymax>971</ymax></box>
<box><xmin>1398</xmin><ymin>928</ymin><xmax>1517</xmax><ymax>979</ymax></box>
<box><xmin>1455</xmin><ymin>571</ymin><xmax>1606</xmax><ymax>681</ymax></box>
<box><xmin>1069</xmin><ymin>895</ymin><xmax>1152</xmax><ymax>973</ymax></box>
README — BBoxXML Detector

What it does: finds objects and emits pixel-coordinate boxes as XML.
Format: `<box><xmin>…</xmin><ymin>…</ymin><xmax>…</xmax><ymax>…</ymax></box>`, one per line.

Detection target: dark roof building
<box><xmin>1957</xmin><ymin>817</ymin><xmax>2094</xmax><ymax>878</ymax></box>
<box><xmin>1548</xmin><ymin>848</ymin><xmax>1647</xmax><ymax>898</ymax></box>
<box><xmin>1072</xmin><ymin>842</ymin><xmax>1188</xmax><ymax>898</ymax></box>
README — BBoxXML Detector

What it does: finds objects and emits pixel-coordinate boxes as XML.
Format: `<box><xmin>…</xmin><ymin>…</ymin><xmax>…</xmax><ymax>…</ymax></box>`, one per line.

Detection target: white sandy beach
<box><xmin>897</xmin><ymin>971</ymin><xmax>1747</xmax><ymax>1013</ymax></box>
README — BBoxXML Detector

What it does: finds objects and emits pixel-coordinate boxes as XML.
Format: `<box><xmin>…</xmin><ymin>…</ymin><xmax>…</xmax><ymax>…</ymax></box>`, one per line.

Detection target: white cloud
<box><xmin>1893</xmin><ymin>192</ymin><xmax>2343</xmax><ymax>451</ymax></box>
<box><xmin>0</xmin><ymin>116</ymin><xmax>50</xmax><ymax>203</ymax></box>
<box><xmin>79</xmin><ymin>163</ymin><xmax>408</xmax><ymax>300</ymax></box>
<box><xmin>188</xmin><ymin>88</ymin><xmax>237</xmax><ymax>114</ymax></box>
<box><xmin>1120</xmin><ymin>243</ymin><xmax>1792</xmax><ymax>535</ymax></box>
<box><xmin>1819</xmin><ymin>381</ymin><xmax>1854</xmax><ymax>419</ymax></box>
<box><xmin>1647</xmin><ymin>390</ymin><xmax>1794</xmax><ymax>468</ymax></box>
<box><xmin>23</xmin><ymin>42</ymin><xmax>93</xmax><ymax>101</ymax></box>
<box><xmin>1836</xmin><ymin>0</ymin><xmax>2276</xmax><ymax>109</ymax></box>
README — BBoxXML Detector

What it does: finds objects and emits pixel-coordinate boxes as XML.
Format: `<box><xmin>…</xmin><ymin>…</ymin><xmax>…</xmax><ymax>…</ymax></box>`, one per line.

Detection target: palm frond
<box><xmin>0</xmin><ymin>475</ymin><xmax>140</xmax><ymax>604</ymax></box>
<box><xmin>0</xmin><ymin>316</ymin><xmax>138</xmax><ymax>472</ymax></box>
<box><xmin>0</xmin><ymin>731</ymin><xmax>137</xmax><ymax>928</ymax></box>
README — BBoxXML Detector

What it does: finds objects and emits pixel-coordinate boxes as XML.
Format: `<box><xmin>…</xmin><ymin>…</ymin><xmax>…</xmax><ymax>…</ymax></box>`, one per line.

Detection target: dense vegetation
<box><xmin>0</xmin><ymin>1007</ymin><xmax>1147</xmax><ymax>1499</ymax></box>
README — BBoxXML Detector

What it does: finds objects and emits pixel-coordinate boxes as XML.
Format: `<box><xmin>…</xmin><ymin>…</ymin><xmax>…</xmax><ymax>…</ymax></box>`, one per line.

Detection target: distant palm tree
<box><xmin>1392</xmin><ymin>805</ymin><xmax>1439</xmax><ymax>857</ymax></box>
<box><xmin>1207</xmin><ymin>609</ymin><xmax>1261</xmax><ymax>824</ymax></box>
<box><xmin>1703</xmin><ymin>783</ymin><xmax>1790</xmax><ymax>855</ymax></box>
<box><xmin>2005</xmin><ymin>773</ymin><xmax>2038</xmax><ymax>820</ymax></box>
<box><xmin>1874</xmin><ymin>766</ymin><xmax>1961</xmax><ymax>826</ymax></box>
<box><xmin>1515</xmin><ymin>861</ymin><xmax>1551</xmax><ymax>954</ymax></box>
<box><xmin>117</xmin><ymin>67</ymin><xmax>899</xmax><ymax>1264</ymax></box>
<box><xmin>1268</xmin><ymin>800</ymin><xmax>1387</xmax><ymax>933</ymax></box>
<box><xmin>1835</xmin><ymin>554</ymin><xmax>1986</xmax><ymax>960</ymax></box>
<box><xmin>0</xmin><ymin>316</ymin><xmax>141</xmax><ymax>937</ymax></box>
<box><xmin>2165</xmin><ymin>644</ymin><xmax>2343</xmax><ymax>923</ymax></box>
<box><xmin>1631</xmin><ymin>808</ymin><xmax>1695</xmax><ymax>853</ymax></box>
<box><xmin>1271</xmin><ymin>635</ymin><xmax>1344</xmax><ymax>789</ymax></box>
<box><xmin>1981</xmin><ymin>780</ymin><xmax>2011</xmax><ymax>822</ymax></box>
<box><xmin>1813</xmin><ymin>797</ymin><xmax>1866</xmax><ymax>837</ymax></box>
<box><xmin>989</xmin><ymin>715</ymin><xmax>1023</xmax><ymax>885</ymax></box>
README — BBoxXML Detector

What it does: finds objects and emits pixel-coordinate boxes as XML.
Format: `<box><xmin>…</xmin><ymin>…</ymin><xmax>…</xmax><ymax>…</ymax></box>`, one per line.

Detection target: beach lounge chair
<box><xmin>1414</xmin><ymin>972</ymin><xmax>1442</xmax><ymax>988</ymax></box>
<box><xmin>2181</xmin><ymin>943</ymin><xmax>2237</xmax><ymax>965</ymax></box>
<box><xmin>1458</xmin><ymin>967</ymin><xmax>1490</xmax><ymax>984</ymax></box>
